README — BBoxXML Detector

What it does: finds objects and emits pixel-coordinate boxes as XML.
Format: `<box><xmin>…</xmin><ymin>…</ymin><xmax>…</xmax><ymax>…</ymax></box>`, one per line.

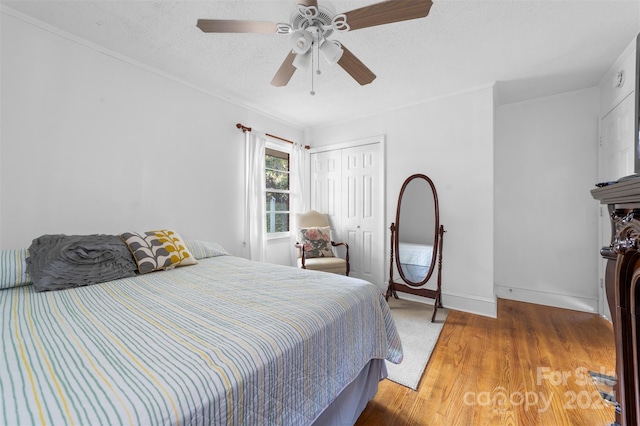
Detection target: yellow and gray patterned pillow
<box><xmin>120</xmin><ymin>230</ymin><xmax>197</xmax><ymax>274</ymax></box>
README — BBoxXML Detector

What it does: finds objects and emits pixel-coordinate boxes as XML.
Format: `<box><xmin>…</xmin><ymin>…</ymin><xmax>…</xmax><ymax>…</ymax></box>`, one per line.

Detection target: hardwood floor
<box><xmin>356</xmin><ymin>298</ymin><xmax>617</xmax><ymax>425</ymax></box>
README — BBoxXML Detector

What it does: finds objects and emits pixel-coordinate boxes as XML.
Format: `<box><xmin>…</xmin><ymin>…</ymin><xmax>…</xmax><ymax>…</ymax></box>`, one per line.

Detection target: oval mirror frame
<box><xmin>393</xmin><ymin>174</ymin><xmax>440</xmax><ymax>287</ymax></box>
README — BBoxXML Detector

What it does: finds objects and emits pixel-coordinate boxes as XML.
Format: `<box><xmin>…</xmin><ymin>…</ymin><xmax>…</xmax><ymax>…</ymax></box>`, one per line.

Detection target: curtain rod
<box><xmin>236</xmin><ymin>123</ymin><xmax>310</xmax><ymax>150</ymax></box>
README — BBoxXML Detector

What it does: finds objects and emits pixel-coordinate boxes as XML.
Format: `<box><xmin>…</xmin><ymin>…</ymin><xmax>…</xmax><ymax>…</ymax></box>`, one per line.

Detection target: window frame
<box><xmin>265</xmin><ymin>139</ymin><xmax>292</xmax><ymax>240</ymax></box>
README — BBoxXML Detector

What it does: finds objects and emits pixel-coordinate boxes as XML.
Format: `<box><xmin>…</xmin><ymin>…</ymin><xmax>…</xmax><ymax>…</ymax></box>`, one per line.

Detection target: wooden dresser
<box><xmin>592</xmin><ymin>178</ymin><xmax>640</xmax><ymax>426</ymax></box>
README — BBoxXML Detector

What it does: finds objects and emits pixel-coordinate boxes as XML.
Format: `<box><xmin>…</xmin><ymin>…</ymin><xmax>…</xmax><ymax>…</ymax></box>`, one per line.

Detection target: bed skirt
<box><xmin>312</xmin><ymin>359</ymin><xmax>387</xmax><ymax>425</ymax></box>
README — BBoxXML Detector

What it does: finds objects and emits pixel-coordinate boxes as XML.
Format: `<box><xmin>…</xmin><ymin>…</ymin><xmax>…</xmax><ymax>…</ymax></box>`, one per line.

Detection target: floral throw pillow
<box><xmin>298</xmin><ymin>226</ymin><xmax>334</xmax><ymax>258</ymax></box>
<box><xmin>120</xmin><ymin>229</ymin><xmax>197</xmax><ymax>274</ymax></box>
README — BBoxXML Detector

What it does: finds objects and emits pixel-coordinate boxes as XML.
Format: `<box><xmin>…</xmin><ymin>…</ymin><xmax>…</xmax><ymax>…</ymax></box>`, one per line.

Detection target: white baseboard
<box><xmin>393</xmin><ymin>291</ymin><xmax>497</xmax><ymax>318</ymax></box>
<box><xmin>442</xmin><ymin>292</ymin><xmax>497</xmax><ymax>318</ymax></box>
<box><xmin>494</xmin><ymin>285</ymin><xmax>598</xmax><ymax>313</ymax></box>
<box><xmin>390</xmin><ymin>286</ymin><xmax>599</xmax><ymax>319</ymax></box>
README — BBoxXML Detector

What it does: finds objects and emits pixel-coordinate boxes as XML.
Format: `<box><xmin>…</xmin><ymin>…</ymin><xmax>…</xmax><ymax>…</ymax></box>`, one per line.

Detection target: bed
<box><xmin>397</xmin><ymin>242</ymin><xmax>433</xmax><ymax>283</ymax></box>
<box><xmin>0</xmin><ymin>237</ymin><xmax>402</xmax><ymax>426</ymax></box>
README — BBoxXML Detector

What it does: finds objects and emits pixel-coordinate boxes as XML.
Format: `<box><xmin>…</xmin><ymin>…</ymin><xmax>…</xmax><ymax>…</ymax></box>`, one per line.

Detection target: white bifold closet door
<box><xmin>310</xmin><ymin>140</ymin><xmax>384</xmax><ymax>287</ymax></box>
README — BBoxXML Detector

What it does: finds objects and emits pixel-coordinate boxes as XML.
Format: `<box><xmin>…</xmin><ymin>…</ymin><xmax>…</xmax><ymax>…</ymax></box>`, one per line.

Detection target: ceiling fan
<box><xmin>196</xmin><ymin>0</ymin><xmax>433</xmax><ymax>93</ymax></box>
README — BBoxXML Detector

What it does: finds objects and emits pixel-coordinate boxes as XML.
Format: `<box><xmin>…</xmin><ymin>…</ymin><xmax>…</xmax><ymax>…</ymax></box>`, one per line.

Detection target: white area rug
<box><xmin>385</xmin><ymin>297</ymin><xmax>448</xmax><ymax>390</ymax></box>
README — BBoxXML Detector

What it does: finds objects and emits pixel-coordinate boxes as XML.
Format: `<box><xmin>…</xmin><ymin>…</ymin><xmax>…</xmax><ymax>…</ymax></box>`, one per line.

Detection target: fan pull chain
<box><xmin>310</xmin><ymin>41</ymin><xmax>316</xmax><ymax>96</ymax></box>
<box><xmin>316</xmin><ymin>39</ymin><xmax>322</xmax><ymax>76</ymax></box>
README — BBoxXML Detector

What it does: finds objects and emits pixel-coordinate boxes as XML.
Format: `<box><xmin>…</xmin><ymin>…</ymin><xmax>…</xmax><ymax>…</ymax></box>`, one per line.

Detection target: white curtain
<box><xmin>244</xmin><ymin>131</ymin><xmax>267</xmax><ymax>262</ymax></box>
<box><xmin>289</xmin><ymin>142</ymin><xmax>308</xmax><ymax>265</ymax></box>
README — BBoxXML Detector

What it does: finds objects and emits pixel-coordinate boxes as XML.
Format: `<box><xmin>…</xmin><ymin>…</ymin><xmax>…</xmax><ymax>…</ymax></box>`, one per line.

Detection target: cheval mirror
<box><xmin>386</xmin><ymin>174</ymin><xmax>445</xmax><ymax>322</ymax></box>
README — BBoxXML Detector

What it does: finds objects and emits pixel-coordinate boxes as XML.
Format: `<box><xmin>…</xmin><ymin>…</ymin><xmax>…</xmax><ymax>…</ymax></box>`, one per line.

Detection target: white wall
<box><xmin>494</xmin><ymin>88</ymin><xmax>600</xmax><ymax>312</ymax></box>
<box><xmin>0</xmin><ymin>12</ymin><xmax>303</xmax><ymax>255</ymax></box>
<box><xmin>308</xmin><ymin>87</ymin><xmax>497</xmax><ymax>317</ymax></box>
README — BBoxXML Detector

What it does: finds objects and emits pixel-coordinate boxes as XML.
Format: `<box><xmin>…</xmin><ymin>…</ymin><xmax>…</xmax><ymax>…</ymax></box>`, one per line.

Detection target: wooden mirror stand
<box><xmin>386</xmin><ymin>174</ymin><xmax>445</xmax><ymax>322</ymax></box>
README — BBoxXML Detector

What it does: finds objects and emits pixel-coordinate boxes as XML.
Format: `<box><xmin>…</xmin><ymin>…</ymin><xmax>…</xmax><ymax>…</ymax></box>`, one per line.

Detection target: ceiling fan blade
<box><xmin>197</xmin><ymin>19</ymin><xmax>279</xmax><ymax>34</ymax></box>
<box><xmin>343</xmin><ymin>0</ymin><xmax>433</xmax><ymax>31</ymax></box>
<box><xmin>271</xmin><ymin>51</ymin><xmax>298</xmax><ymax>87</ymax></box>
<box><xmin>296</xmin><ymin>0</ymin><xmax>318</xmax><ymax>7</ymax></box>
<box><xmin>337</xmin><ymin>45</ymin><xmax>376</xmax><ymax>86</ymax></box>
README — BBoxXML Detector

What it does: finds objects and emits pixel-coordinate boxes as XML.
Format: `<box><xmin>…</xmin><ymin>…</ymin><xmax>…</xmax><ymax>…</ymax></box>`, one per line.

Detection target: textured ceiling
<box><xmin>2</xmin><ymin>0</ymin><xmax>640</xmax><ymax>128</ymax></box>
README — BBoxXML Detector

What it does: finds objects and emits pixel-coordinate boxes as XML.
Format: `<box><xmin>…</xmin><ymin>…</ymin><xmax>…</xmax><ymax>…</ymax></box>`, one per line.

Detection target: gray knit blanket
<box><xmin>26</xmin><ymin>234</ymin><xmax>137</xmax><ymax>292</ymax></box>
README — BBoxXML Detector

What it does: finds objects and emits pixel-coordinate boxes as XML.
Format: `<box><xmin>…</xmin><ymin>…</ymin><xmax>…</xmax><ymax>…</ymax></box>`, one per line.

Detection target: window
<box><xmin>265</xmin><ymin>146</ymin><xmax>290</xmax><ymax>235</ymax></box>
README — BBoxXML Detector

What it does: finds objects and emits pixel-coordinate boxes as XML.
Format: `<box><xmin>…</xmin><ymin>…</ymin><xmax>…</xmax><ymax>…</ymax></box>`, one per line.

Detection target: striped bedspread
<box><xmin>1</xmin><ymin>255</ymin><xmax>402</xmax><ymax>425</ymax></box>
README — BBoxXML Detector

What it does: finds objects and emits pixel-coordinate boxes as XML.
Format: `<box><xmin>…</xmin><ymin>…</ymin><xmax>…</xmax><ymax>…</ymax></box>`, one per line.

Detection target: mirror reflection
<box><xmin>397</xmin><ymin>178</ymin><xmax>436</xmax><ymax>283</ymax></box>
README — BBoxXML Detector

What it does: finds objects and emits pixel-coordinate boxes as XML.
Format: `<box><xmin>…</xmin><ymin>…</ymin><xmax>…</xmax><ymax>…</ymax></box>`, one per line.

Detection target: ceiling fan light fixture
<box><xmin>320</xmin><ymin>40</ymin><xmax>343</xmax><ymax>65</ymax></box>
<box><xmin>290</xmin><ymin>29</ymin><xmax>313</xmax><ymax>54</ymax></box>
<box><xmin>198</xmin><ymin>0</ymin><xmax>434</xmax><ymax>91</ymax></box>
<box><xmin>292</xmin><ymin>51</ymin><xmax>312</xmax><ymax>70</ymax></box>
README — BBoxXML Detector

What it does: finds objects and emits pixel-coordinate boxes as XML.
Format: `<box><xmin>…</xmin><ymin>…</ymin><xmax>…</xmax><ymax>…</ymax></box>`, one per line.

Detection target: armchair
<box><xmin>295</xmin><ymin>210</ymin><xmax>350</xmax><ymax>276</ymax></box>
